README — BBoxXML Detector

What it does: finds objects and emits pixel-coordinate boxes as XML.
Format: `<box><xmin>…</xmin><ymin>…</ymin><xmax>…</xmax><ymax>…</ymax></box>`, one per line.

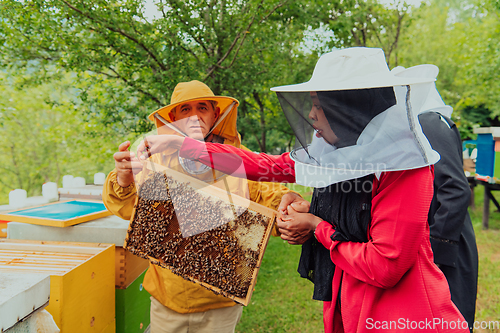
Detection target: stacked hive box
<box><xmin>114</xmin><ymin>247</ymin><xmax>151</xmax><ymax>332</ymax></box>
<box><xmin>7</xmin><ymin>215</ymin><xmax>151</xmax><ymax>333</ymax></box>
<box><xmin>0</xmin><ymin>239</ymin><xmax>115</xmax><ymax>332</ymax></box>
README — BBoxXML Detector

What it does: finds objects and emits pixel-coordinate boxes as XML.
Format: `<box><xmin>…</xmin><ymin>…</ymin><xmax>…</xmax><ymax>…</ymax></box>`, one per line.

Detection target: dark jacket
<box><xmin>419</xmin><ymin>111</ymin><xmax>479</xmax><ymax>330</ymax></box>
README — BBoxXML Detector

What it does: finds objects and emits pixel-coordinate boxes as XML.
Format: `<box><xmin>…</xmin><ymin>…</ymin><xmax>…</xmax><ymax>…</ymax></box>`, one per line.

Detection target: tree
<box><xmin>0</xmin><ymin>0</ymin><xmax>314</xmax><ymax>152</ymax></box>
<box><xmin>465</xmin><ymin>0</ymin><xmax>500</xmax><ymax>116</ymax></box>
<box><xmin>397</xmin><ymin>0</ymin><xmax>500</xmax><ymax>138</ymax></box>
<box><xmin>311</xmin><ymin>0</ymin><xmax>413</xmax><ymax>67</ymax></box>
<box><xmin>0</xmin><ymin>68</ymin><xmax>120</xmax><ymax>203</ymax></box>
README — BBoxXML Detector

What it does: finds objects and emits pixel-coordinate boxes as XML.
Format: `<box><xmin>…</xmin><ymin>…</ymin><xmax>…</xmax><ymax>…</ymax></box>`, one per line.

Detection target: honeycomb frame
<box><xmin>124</xmin><ymin>161</ymin><xmax>276</xmax><ymax>305</ymax></box>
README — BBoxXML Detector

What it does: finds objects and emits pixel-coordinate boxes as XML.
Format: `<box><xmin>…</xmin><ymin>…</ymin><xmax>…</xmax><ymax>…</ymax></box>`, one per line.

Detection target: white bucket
<box><xmin>9</xmin><ymin>189</ymin><xmax>27</xmax><ymax>208</ymax></box>
<box><xmin>94</xmin><ymin>173</ymin><xmax>106</xmax><ymax>185</ymax></box>
<box><xmin>72</xmin><ymin>177</ymin><xmax>86</xmax><ymax>188</ymax></box>
<box><xmin>62</xmin><ymin>175</ymin><xmax>74</xmax><ymax>188</ymax></box>
<box><xmin>42</xmin><ymin>182</ymin><xmax>59</xmax><ymax>202</ymax></box>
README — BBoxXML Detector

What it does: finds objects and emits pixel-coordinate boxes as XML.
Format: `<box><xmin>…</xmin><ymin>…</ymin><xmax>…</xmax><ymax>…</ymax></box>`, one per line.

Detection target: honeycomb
<box><xmin>125</xmin><ymin>172</ymin><xmax>274</xmax><ymax>303</ymax></box>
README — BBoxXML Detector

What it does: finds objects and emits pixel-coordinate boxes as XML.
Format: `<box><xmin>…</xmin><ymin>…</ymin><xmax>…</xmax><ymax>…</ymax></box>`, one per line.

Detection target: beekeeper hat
<box><xmin>148</xmin><ymin>80</ymin><xmax>240</xmax><ymax>141</ymax></box>
<box><xmin>271</xmin><ymin>47</ymin><xmax>435</xmax><ymax>92</ymax></box>
<box><xmin>391</xmin><ymin>64</ymin><xmax>453</xmax><ymax>118</ymax></box>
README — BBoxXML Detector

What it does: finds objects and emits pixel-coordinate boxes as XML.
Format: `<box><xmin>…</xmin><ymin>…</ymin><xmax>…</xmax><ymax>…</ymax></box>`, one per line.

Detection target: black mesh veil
<box><xmin>277</xmin><ymin>87</ymin><xmax>396</xmax><ymax>152</ymax></box>
<box><xmin>317</xmin><ymin>88</ymin><xmax>396</xmax><ymax>147</ymax></box>
<box><xmin>276</xmin><ymin>92</ymin><xmax>316</xmax><ymax>157</ymax></box>
<box><xmin>275</xmin><ymin>85</ymin><xmax>439</xmax><ymax>188</ymax></box>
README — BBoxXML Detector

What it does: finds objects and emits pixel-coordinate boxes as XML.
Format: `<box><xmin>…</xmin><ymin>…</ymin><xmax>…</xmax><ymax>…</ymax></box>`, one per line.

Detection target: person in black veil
<box><xmin>137</xmin><ymin>47</ymin><xmax>469</xmax><ymax>333</ymax></box>
<box><xmin>297</xmin><ymin>88</ymin><xmax>396</xmax><ymax>302</ymax></box>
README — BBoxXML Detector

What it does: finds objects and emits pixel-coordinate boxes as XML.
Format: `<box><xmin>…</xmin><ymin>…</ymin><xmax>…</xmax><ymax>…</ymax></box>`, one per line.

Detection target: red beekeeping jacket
<box><xmin>180</xmin><ymin>138</ymin><xmax>469</xmax><ymax>333</ymax></box>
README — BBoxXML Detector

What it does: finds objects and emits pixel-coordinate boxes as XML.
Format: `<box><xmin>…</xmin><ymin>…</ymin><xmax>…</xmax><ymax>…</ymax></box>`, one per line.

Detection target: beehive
<box><xmin>7</xmin><ymin>216</ymin><xmax>149</xmax><ymax>289</ymax></box>
<box><xmin>115</xmin><ymin>271</ymin><xmax>150</xmax><ymax>333</ymax></box>
<box><xmin>0</xmin><ymin>200</ymin><xmax>111</xmax><ymax>227</ymax></box>
<box><xmin>125</xmin><ymin>162</ymin><xmax>276</xmax><ymax>305</ymax></box>
<box><xmin>7</xmin><ymin>216</ymin><xmax>150</xmax><ymax>332</ymax></box>
<box><xmin>115</xmin><ymin>246</ymin><xmax>149</xmax><ymax>289</ymax></box>
<box><xmin>0</xmin><ymin>239</ymin><xmax>115</xmax><ymax>333</ymax></box>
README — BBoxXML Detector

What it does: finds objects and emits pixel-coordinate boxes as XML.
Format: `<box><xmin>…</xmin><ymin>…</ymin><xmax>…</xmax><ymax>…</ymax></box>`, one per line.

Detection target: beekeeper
<box><xmin>149</xmin><ymin>48</ymin><xmax>470</xmax><ymax>332</ymax></box>
<box><xmin>393</xmin><ymin>65</ymin><xmax>478</xmax><ymax>331</ymax></box>
<box><xmin>103</xmin><ymin>80</ymin><xmax>295</xmax><ymax>333</ymax></box>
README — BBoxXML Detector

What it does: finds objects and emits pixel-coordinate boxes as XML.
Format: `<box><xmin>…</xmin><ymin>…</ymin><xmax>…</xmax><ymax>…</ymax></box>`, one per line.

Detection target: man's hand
<box><xmin>277</xmin><ymin>211</ymin><xmax>323</xmax><ymax>245</ymax></box>
<box><xmin>136</xmin><ymin>135</ymin><xmax>185</xmax><ymax>160</ymax></box>
<box><xmin>113</xmin><ymin>141</ymin><xmax>143</xmax><ymax>188</ymax></box>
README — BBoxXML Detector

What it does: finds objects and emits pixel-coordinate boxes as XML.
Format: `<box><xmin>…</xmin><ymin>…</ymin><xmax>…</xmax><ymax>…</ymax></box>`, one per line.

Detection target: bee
<box><xmin>128</xmin><ymin>171</ymin><xmax>277</xmax><ymax>300</ymax></box>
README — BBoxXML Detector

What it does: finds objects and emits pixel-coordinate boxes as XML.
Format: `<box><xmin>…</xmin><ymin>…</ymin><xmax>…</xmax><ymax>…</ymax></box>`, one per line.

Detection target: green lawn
<box><xmin>236</xmin><ymin>184</ymin><xmax>500</xmax><ymax>332</ymax></box>
<box><xmin>469</xmin><ymin>185</ymin><xmax>500</xmax><ymax>333</ymax></box>
<box><xmin>236</xmin><ymin>184</ymin><xmax>321</xmax><ymax>333</ymax></box>
<box><xmin>236</xmin><ymin>237</ymin><xmax>324</xmax><ymax>332</ymax></box>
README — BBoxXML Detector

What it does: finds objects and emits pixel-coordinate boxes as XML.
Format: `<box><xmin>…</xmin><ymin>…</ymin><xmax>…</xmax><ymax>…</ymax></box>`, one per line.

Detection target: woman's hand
<box><xmin>277</xmin><ymin>192</ymin><xmax>310</xmax><ymax>216</ymax></box>
<box><xmin>277</xmin><ymin>210</ymin><xmax>323</xmax><ymax>245</ymax></box>
<box><xmin>136</xmin><ymin>135</ymin><xmax>185</xmax><ymax>160</ymax></box>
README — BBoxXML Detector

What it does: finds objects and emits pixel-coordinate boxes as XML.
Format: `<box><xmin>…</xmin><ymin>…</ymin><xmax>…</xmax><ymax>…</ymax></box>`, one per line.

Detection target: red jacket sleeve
<box><xmin>314</xmin><ymin>167</ymin><xmax>434</xmax><ymax>289</ymax></box>
<box><xmin>179</xmin><ymin>137</ymin><xmax>296</xmax><ymax>183</ymax></box>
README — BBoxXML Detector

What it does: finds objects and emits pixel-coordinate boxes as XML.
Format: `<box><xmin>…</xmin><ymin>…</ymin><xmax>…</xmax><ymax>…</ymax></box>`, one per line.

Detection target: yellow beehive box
<box><xmin>0</xmin><ymin>239</ymin><xmax>115</xmax><ymax>333</ymax></box>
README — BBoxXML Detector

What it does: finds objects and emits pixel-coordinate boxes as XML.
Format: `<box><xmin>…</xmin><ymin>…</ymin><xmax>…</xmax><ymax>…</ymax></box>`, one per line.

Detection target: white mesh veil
<box><xmin>392</xmin><ymin>64</ymin><xmax>453</xmax><ymax>118</ymax></box>
<box><xmin>271</xmin><ymin>48</ymin><xmax>440</xmax><ymax>187</ymax></box>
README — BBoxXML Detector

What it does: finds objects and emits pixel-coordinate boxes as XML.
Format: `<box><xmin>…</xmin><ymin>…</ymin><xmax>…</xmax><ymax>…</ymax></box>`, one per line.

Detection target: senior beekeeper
<box><xmin>103</xmin><ymin>80</ymin><xmax>295</xmax><ymax>333</ymax></box>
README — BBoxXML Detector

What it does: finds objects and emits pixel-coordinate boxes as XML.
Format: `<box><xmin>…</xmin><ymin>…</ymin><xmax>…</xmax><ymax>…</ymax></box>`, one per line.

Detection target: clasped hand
<box><xmin>277</xmin><ymin>193</ymin><xmax>322</xmax><ymax>245</ymax></box>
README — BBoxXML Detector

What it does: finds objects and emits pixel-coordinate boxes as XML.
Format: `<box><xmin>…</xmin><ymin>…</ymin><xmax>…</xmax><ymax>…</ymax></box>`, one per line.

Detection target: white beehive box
<box><xmin>0</xmin><ymin>271</ymin><xmax>51</xmax><ymax>331</ymax></box>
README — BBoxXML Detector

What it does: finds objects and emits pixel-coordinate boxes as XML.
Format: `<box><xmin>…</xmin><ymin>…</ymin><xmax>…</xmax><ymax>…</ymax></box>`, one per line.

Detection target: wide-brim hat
<box><xmin>148</xmin><ymin>80</ymin><xmax>238</xmax><ymax>121</ymax></box>
<box><xmin>271</xmin><ymin>47</ymin><xmax>436</xmax><ymax>92</ymax></box>
<box><xmin>391</xmin><ymin>64</ymin><xmax>452</xmax><ymax>117</ymax></box>
<box><xmin>148</xmin><ymin>80</ymin><xmax>240</xmax><ymax>140</ymax></box>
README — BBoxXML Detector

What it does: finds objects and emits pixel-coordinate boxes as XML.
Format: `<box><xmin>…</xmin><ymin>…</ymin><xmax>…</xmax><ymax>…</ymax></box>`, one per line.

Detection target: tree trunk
<box><xmin>253</xmin><ymin>92</ymin><xmax>266</xmax><ymax>152</ymax></box>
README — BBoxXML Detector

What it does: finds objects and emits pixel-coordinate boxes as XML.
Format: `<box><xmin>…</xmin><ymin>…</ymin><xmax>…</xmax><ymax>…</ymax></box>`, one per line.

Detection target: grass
<box><xmin>469</xmin><ymin>185</ymin><xmax>500</xmax><ymax>332</ymax></box>
<box><xmin>236</xmin><ymin>184</ymin><xmax>500</xmax><ymax>332</ymax></box>
<box><xmin>285</xmin><ymin>183</ymin><xmax>314</xmax><ymax>202</ymax></box>
<box><xmin>236</xmin><ymin>184</ymin><xmax>322</xmax><ymax>333</ymax></box>
<box><xmin>236</xmin><ymin>237</ymin><xmax>323</xmax><ymax>332</ymax></box>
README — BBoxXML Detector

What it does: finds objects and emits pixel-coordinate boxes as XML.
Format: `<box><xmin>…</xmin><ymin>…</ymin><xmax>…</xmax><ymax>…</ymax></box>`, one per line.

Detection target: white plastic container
<box><xmin>94</xmin><ymin>173</ymin><xmax>106</xmax><ymax>186</ymax></box>
<box><xmin>42</xmin><ymin>182</ymin><xmax>59</xmax><ymax>202</ymax></box>
<box><xmin>72</xmin><ymin>177</ymin><xmax>86</xmax><ymax>188</ymax></box>
<box><xmin>9</xmin><ymin>189</ymin><xmax>27</xmax><ymax>209</ymax></box>
<box><xmin>62</xmin><ymin>175</ymin><xmax>74</xmax><ymax>188</ymax></box>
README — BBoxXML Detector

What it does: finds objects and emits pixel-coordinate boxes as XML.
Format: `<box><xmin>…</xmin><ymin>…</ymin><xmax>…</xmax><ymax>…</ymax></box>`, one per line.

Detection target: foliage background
<box><xmin>1</xmin><ymin>0</ymin><xmax>499</xmax><ymax>203</ymax></box>
<box><xmin>0</xmin><ymin>0</ymin><xmax>498</xmax><ymax>330</ymax></box>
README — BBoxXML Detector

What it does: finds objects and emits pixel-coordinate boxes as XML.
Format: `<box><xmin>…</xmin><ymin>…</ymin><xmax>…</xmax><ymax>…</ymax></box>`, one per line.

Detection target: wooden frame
<box><xmin>125</xmin><ymin>161</ymin><xmax>277</xmax><ymax>305</ymax></box>
<box><xmin>0</xmin><ymin>199</ymin><xmax>111</xmax><ymax>228</ymax></box>
<box><xmin>115</xmin><ymin>246</ymin><xmax>150</xmax><ymax>289</ymax></box>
